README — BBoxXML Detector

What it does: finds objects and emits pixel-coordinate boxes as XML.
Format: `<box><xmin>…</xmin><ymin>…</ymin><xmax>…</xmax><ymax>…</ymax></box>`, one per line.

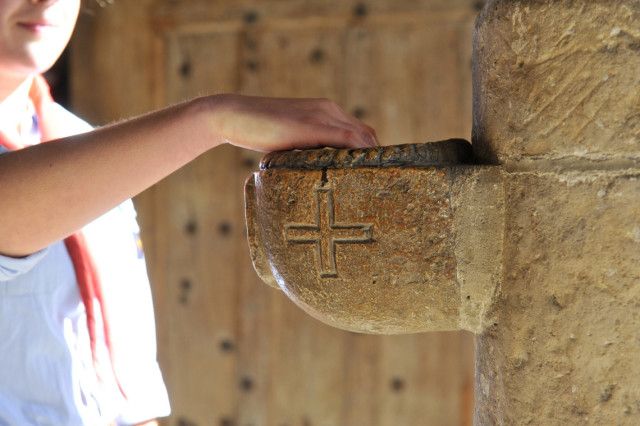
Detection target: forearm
<box><xmin>0</xmin><ymin>97</ymin><xmax>218</xmax><ymax>257</ymax></box>
<box><xmin>0</xmin><ymin>93</ymin><xmax>376</xmax><ymax>257</ymax></box>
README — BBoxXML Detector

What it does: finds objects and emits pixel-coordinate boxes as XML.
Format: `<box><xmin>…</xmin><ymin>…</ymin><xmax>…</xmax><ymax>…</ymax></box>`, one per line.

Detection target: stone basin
<box><xmin>244</xmin><ymin>140</ymin><xmax>504</xmax><ymax>334</ymax></box>
<box><xmin>245</xmin><ymin>1</ymin><xmax>640</xmax><ymax>422</ymax></box>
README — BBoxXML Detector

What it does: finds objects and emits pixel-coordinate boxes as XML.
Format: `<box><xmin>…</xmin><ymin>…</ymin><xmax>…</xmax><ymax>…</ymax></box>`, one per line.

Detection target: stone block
<box><xmin>473</xmin><ymin>0</ymin><xmax>640</xmax><ymax>166</ymax></box>
<box><xmin>476</xmin><ymin>170</ymin><xmax>640</xmax><ymax>424</ymax></box>
<box><xmin>245</xmin><ymin>142</ymin><xmax>503</xmax><ymax>334</ymax></box>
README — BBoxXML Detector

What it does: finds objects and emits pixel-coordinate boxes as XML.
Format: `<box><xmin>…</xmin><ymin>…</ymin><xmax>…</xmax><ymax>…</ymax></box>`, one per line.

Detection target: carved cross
<box><xmin>246</xmin><ymin>2</ymin><xmax>640</xmax><ymax>422</ymax></box>
<box><xmin>284</xmin><ymin>186</ymin><xmax>373</xmax><ymax>278</ymax></box>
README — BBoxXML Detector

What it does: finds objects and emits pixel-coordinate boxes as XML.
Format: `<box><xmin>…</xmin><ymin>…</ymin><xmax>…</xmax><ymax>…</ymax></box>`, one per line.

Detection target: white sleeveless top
<box><xmin>0</xmin><ymin>104</ymin><xmax>170</xmax><ymax>425</ymax></box>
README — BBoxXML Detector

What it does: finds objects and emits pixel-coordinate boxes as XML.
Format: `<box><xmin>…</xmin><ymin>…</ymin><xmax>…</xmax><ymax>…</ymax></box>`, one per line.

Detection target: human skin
<box><xmin>0</xmin><ymin>0</ymin><xmax>377</xmax><ymax>258</ymax></box>
<box><xmin>0</xmin><ymin>0</ymin><xmax>80</xmax><ymax>96</ymax></box>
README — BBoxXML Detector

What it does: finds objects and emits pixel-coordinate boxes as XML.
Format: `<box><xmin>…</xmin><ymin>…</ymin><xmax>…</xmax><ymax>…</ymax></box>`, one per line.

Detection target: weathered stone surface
<box><xmin>245</xmin><ymin>142</ymin><xmax>503</xmax><ymax>334</ymax></box>
<box><xmin>451</xmin><ymin>166</ymin><xmax>505</xmax><ymax>333</ymax></box>
<box><xmin>245</xmin><ymin>2</ymin><xmax>640</xmax><ymax>424</ymax></box>
<box><xmin>476</xmin><ymin>170</ymin><xmax>640</xmax><ymax>425</ymax></box>
<box><xmin>473</xmin><ymin>0</ymin><xmax>640</xmax><ymax>167</ymax></box>
<box><xmin>260</xmin><ymin>139</ymin><xmax>474</xmax><ymax>170</ymax></box>
<box><xmin>472</xmin><ymin>1</ymin><xmax>640</xmax><ymax>424</ymax></box>
<box><xmin>248</xmin><ymin>167</ymin><xmax>459</xmax><ymax>334</ymax></box>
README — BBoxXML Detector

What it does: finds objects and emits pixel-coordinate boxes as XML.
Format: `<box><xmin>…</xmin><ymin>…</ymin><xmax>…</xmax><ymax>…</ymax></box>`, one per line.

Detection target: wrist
<box><xmin>186</xmin><ymin>95</ymin><xmax>227</xmax><ymax>152</ymax></box>
<box><xmin>189</xmin><ymin>94</ymin><xmax>241</xmax><ymax>151</ymax></box>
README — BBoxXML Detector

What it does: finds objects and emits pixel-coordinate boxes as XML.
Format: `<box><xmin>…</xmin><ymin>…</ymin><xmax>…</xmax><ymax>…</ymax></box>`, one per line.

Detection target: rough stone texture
<box><xmin>247</xmin><ymin>167</ymin><xmax>460</xmax><ymax>334</ymax></box>
<box><xmin>245</xmin><ymin>1</ymin><xmax>640</xmax><ymax>424</ymax></box>
<box><xmin>473</xmin><ymin>0</ymin><xmax>640</xmax><ymax>167</ymax></box>
<box><xmin>476</xmin><ymin>171</ymin><xmax>640</xmax><ymax>425</ymax></box>
<box><xmin>451</xmin><ymin>166</ymin><xmax>505</xmax><ymax>333</ymax></box>
<box><xmin>260</xmin><ymin>140</ymin><xmax>474</xmax><ymax>170</ymax></box>
<box><xmin>473</xmin><ymin>1</ymin><xmax>640</xmax><ymax>424</ymax></box>
<box><xmin>245</xmin><ymin>142</ymin><xmax>503</xmax><ymax>334</ymax></box>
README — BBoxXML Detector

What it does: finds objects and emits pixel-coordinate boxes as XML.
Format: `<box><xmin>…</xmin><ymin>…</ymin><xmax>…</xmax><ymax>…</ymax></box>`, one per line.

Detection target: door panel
<box><xmin>71</xmin><ymin>1</ymin><xmax>481</xmax><ymax>425</ymax></box>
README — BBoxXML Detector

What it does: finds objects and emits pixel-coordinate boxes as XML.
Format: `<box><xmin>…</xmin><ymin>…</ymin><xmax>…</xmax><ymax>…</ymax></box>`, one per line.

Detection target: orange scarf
<box><xmin>0</xmin><ymin>75</ymin><xmax>125</xmax><ymax>398</ymax></box>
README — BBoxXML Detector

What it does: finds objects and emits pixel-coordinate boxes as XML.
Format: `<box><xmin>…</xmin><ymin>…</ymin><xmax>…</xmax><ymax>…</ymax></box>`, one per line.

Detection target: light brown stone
<box><xmin>245</xmin><ymin>142</ymin><xmax>504</xmax><ymax>334</ymax></box>
<box><xmin>472</xmin><ymin>1</ymin><xmax>640</xmax><ymax>424</ymax></box>
<box><xmin>476</xmin><ymin>170</ymin><xmax>640</xmax><ymax>425</ymax></box>
<box><xmin>245</xmin><ymin>0</ymin><xmax>640</xmax><ymax>424</ymax></box>
<box><xmin>473</xmin><ymin>0</ymin><xmax>640</xmax><ymax>167</ymax></box>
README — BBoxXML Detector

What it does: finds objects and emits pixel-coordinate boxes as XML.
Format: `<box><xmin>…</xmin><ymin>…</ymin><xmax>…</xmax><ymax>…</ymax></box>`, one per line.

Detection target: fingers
<box><xmin>292</xmin><ymin>122</ymin><xmax>376</xmax><ymax>150</ymax></box>
<box><xmin>307</xmin><ymin>114</ymin><xmax>376</xmax><ymax>149</ymax></box>
<box><xmin>211</xmin><ymin>94</ymin><xmax>379</xmax><ymax>152</ymax></box>
<box><xmin>315</xmin><ymin>100</ymin><xmax>379</xmax><ymax>147</ymax></box>
<box><xmin>327</xmin><ymin>117</ymin><xmax>377</xmax><ymax>148</ymax></box>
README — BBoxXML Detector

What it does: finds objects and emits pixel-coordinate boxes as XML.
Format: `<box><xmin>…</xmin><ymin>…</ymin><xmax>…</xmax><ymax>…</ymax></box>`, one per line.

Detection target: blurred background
<box><xmin>51</xmin><ymin>0</ymin><xmax>485</xmax><ymax>424</ymax></box>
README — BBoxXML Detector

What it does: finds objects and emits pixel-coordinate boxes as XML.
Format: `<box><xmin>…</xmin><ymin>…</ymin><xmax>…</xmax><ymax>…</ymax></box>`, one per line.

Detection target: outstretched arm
<box><xmin>0</xmin><ymin>94</ymin><xmax>377</xmax><ymax>257</ymax></box>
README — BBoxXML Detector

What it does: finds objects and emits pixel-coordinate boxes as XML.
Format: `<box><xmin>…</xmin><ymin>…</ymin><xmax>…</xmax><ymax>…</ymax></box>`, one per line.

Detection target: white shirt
<box><xmin>0</xmin><ymin>104</ymin><xmax>170</xmax><ymax>425</ymax></box>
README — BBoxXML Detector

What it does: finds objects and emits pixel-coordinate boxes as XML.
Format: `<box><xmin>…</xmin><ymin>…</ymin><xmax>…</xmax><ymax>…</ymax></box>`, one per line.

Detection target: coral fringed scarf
<box><xmin>0</xmin><ymin>75</ymin><xmax>126</xmax><ymax>399</ymax></box>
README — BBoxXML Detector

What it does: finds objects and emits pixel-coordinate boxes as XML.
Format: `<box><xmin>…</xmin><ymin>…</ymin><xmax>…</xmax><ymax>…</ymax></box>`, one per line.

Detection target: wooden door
<box><xmin>71</xmin><ymin>1</ymin><xmax>482</xmax><ymax>425</ymax></box>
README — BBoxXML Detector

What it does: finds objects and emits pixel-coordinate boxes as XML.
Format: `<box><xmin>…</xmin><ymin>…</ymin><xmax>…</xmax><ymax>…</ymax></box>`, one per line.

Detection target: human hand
<box><xmin>204</xmin><ymin>94</ymin><xmax>378</xmax><ymax>152</ymax></box>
